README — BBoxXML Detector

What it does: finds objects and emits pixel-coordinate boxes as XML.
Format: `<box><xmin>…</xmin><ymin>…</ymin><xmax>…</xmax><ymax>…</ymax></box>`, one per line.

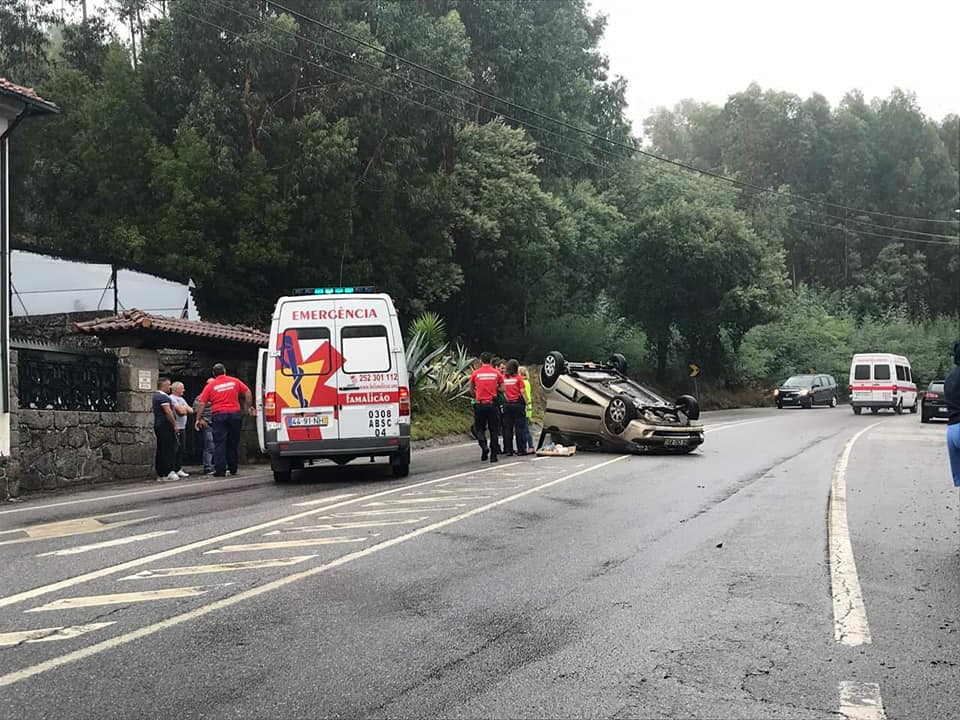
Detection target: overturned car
<box><xmin>538</xmin><ymin>352</ymin><xmax>704</xmax><ymax>454</ymax></box>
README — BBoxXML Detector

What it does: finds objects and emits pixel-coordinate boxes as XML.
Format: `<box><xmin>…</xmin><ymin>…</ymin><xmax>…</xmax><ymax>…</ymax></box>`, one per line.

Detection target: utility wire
<box><xmin>160</xmin><ymin>3</ymin><xmax>956</xmax><ymax>252</ymax></box>
<box><xmin>210</xmin><ymin>0</ymin><xmax>959</xmax><ymax>242</ymax></box>
<box><xmin>793</xmin><ymin>217</ymin><xmax>959</xmax><ymax>247</ymax></box>
<box><xmin>269</xmin><ymin>0</ymin><xmax>959</xmax><ymax>227</ymax></box>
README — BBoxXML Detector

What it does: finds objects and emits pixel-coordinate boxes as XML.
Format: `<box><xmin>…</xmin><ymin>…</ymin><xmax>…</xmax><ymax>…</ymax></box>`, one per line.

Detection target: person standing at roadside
<box><xmin>501</xmin><ymin>359</ymin><xmax>527</xmax><ymax>456</ymax></box>
<box><xmin>519</xmin><ymin>365</ymin><xmax>534</xmax><ymax>454</ymax></box>
<box><xmin>945</xmin><ymin>341</ymin><xmax>960</xmax><ymax>488</ymax></box>
<box><xmin>470</xmin><ymin>352</ymin><xmax>504</xmax><ymax>463</ymax></box>
<box><xmin>169</xmin><ymin>382</ymin><xmax>194</xmax><ymax>478</ymax></box>
<box><xmin>193</xmin><ymin>377</ymin><xmax>215</xmax><ymax>474</ymax></box>
<box><xmin>195</xmin><ymin>363</ymin><xmax>255</xmax><ymax>477</ymax></box>
<box><xmin>153</xmin><ymin>377</ymin><xmax>179</xmax><ymax>482</ymax></box>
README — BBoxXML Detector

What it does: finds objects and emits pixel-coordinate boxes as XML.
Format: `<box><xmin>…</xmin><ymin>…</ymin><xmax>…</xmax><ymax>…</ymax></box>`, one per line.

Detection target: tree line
<box><xmin>2</xmin><ymin>0</ymin><xmax>958</xmax><ymax>387</ymax></box>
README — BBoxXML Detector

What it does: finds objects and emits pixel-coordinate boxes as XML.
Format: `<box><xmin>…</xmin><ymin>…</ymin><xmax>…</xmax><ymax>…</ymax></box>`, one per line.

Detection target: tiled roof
<box><xmin>73</xmin><ymin>310</ymin><xmax>268</xmax><ymax>347</ymax></box>
<box><xmin>0</xmin><ymin>77</ymin><xmax>59</xmax><ymax>113</ymax></box>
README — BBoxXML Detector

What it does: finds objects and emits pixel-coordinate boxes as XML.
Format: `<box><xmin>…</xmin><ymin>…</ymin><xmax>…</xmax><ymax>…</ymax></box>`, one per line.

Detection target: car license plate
<box><xmin>288</xmin><ymin>415</ymin><xmax>328</xmax><ymax>428</ymax></box>
<box><xmin>939</xmin><ymin>408</ymin><xmax>949</xmax><ymax>413</ymax></box>
<box><xmin>664</xmin><ymin>438</ymin><xmax>689</xmax><ymax>447</ymax></box>
<box><xmin>853</xmin><ymin>391</ymin><xmax>871</xmax><ymax>398</ymax></box>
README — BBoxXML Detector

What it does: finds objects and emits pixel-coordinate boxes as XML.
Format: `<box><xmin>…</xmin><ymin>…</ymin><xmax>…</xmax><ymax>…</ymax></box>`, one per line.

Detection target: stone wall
<box><xmin>13</xmin><ymin>410</ymin><xmax>154</xmax><ymax>491</ymax></box>
<box><xmin>5</xmin><ymin>346</ymin><xmax>159</xmax><ymax>498</ymax></box>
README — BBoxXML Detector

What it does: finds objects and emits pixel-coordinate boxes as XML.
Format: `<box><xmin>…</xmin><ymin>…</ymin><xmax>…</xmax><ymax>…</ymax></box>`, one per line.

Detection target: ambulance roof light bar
<box><xmin>291</xmin><ymin>286</ymin><xmax>376</xmax><ymax>296</ymax></box>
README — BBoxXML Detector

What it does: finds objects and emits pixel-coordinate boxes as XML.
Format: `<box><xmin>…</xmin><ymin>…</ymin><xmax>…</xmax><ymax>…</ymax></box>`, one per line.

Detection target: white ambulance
<box><xmin>848</xmin><ymin>353</ymin><xmax>918</xmax><ymax>415</ymax></box>
<box><xmin>256</xmin><ymin>287</ymin><xmax>411</xmax><ymax>482</ymax></box>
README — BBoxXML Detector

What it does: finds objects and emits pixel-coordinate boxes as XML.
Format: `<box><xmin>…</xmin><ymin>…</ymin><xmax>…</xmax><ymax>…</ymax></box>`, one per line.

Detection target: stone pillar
<box><xmin>115</xmin><ymin>347</ymin><xmax>159</xmax><ymax>413</ymax></box>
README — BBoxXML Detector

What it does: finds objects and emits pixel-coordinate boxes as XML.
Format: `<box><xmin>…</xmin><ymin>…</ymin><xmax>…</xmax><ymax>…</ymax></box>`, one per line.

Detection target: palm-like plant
<box><xmin>404</xmin><ymin>313</ymin><xmax>474</xmax><ymax>401</ymax></box>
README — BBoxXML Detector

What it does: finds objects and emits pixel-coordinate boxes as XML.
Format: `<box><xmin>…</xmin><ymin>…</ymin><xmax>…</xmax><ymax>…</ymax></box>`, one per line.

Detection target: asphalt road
<box><xmin>0</xmin><ymin>408</ymin><xmax>956</xmax><ymax>719</ymax></box>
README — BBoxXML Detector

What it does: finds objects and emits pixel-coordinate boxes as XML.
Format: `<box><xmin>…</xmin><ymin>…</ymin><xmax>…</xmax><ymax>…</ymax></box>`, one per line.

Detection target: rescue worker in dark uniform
<box><xmin>470</xmin><ymin>352</ymin><xmax>504</xmax><ymax>463</ymax></box>
<box><xmin>501</xmin><ymin>359</ymin><xmax>527</xmax><ymax>456</ymax></box>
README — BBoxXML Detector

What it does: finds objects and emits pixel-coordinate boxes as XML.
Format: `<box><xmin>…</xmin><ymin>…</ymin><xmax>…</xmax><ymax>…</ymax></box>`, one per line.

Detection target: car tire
<box><xmin>608</xmin><ymin>353</ymin><xmax>628</xmax><ymax>375</ymax></box>
<box><xmin>871</xmin><ymin>407</ymin><xmax>880</xmax><ymax>414</ymax></box>
<box><xmin>830</xmin><ymin>395</ymin><xmax>838</xmax><ymax>408</ymax></box>
<box><xmin>895</xmin><ymin>400</ymin><xmax>904</xmax><ymax>415</ymax></box>
<box><xmin>674</xmin><ymin>394</ymin><xmax>700</xmax><ymax>421</ymax></box>
<box><xmin>921</xmin><ymin>412</ymin><xmax>930</xmax><ymax>424</ymax></box>
<box><xmin>273</xmin><ymin>469</ymin><xmax>293</xmax><ymax>483</ymax></box>
<box><xmin>802</xmin><ymin>397</ymin><xmax>813</xmax><ymax>409</ymax></box>
<box><xmin>540</xmin><ymin>351</ymin><xmax>567</xmax><ymax>389</ymax></box>
<box><xmin>776</xmin><ymin>401</ymin><xmax>783</xmax><ymax>410</ymax></box>
<box><xmin>853</xmin><ymin>406</ymin><xmax>862</xmax><ymax>415</ymax></box>
<box><xmin>909</xmin><ymin>401</ymin><xmax>918</xmax><ymax>414</ymax></box>
<box><xmin>603</xmin><ymin>394</ymin><xmax>637</xmax><ymax>436</ymax></box>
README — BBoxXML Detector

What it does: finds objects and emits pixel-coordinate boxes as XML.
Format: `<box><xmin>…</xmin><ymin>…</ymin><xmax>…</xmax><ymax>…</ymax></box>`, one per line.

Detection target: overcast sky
<box><xmin>590</xmin><ymin>0</ymin><xmax>959</xmax><ymax>135</ymax></box>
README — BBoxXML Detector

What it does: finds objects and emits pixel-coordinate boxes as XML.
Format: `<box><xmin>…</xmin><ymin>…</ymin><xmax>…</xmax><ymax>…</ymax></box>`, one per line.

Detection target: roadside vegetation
<box><xmin>3</xmin><ymin>1</ymin><xmax>958</xmax><ymax>417</ymax></box>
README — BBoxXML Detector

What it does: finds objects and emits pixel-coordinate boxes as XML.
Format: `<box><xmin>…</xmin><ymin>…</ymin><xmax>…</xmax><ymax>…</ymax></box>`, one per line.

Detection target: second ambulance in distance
<box><xmin>848</xmin><ymin>352</ymin><xmax>918</xmax><ymax>415</ymax></box>
<box><xmin>256</xmin><ymin>287</ymin><xmax>411</xmax><ymax>482</ymax></box>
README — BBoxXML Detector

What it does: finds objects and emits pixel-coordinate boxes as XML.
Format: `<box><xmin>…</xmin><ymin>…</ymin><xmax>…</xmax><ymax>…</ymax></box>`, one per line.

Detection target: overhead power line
<box><xmin>210</xmin><ymin>0</ymin><xmax>958</xmax><ymax>243</ymax></box>
<box><xmin>793</xmin><ymin>217</ymin><xmax>959</xmax><ymax>247</ymax></box>
<box><xmin>268</xmin><ymin>0</ymin><xmax>960</xmax><ymax>228</ymax></box>
<box><xmin>158</xmin><ymin>2</ymin><xmax>957</xmax><ymax>252</ymax></box>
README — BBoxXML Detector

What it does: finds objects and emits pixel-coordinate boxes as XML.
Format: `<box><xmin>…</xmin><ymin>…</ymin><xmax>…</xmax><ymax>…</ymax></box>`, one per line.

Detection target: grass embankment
<box><xmin>410</xmin><ymin>392</ymin><xmax>474</xmax><ymax>441</ymax></box>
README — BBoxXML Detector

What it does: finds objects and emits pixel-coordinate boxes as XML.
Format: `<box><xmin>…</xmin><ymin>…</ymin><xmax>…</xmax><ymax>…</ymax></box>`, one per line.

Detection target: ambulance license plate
<box><xmin>288</xmin><ymin>415</ymin><xmax>328</xmax><ymax>428</ymax></box>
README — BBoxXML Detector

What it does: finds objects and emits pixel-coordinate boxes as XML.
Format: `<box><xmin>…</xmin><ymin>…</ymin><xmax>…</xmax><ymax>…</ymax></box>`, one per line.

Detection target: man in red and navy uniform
<box><xmin>470</xmin><ymin>352</ymin><xmax>504</xmax><ymax>463</ymax></box>
<box><xmin>195</xmin><ymin>363</ymin><xmax>255</xmax><ymax>477</ymax></box>
<box><xmin>501</xmin><ymin>359</ymin><xmax>527</xmax><ymax>456</ymax></box>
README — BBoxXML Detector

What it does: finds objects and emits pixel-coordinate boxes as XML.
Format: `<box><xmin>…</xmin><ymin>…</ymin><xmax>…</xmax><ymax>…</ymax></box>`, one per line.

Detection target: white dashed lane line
<box><xmin>0</xmin><ymin>455</ymin><xmax>626</xmax><ymax>688</ymax></box>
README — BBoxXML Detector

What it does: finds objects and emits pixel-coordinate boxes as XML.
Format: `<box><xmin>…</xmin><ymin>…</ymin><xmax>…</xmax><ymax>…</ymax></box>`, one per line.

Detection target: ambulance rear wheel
<box><xmin>391</xmin><ymin>447</ymin><xmax>411</xmax><ymax>478</ymax></box>
<box><xmin>273</xmin><ymin>470</ymin><xmax>293</xmax><ymax>484</ymax></box>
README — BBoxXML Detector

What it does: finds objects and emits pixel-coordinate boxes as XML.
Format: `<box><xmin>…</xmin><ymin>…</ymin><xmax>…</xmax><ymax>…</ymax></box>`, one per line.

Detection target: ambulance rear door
<box><xmin>335</xmin><ymin>295</ymin><xmax>402</xmax><ymax>443</ymax></box>
<box><xmin>274</xmin><ymin>299</ymin><xmax>341</xmax><ymax>444</ymax></box>
<box><xmin>256</xmin><ymin>348</ymin><xmax>267</xmax><ymax>453</ymax></box>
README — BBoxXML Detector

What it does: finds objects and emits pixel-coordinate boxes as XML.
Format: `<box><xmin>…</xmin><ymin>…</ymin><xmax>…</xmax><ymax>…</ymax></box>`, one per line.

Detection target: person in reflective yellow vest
<box><xmin>519</xmin><ymin>366</ymin><xmax>534</xmax><ymax>454</ymax></box>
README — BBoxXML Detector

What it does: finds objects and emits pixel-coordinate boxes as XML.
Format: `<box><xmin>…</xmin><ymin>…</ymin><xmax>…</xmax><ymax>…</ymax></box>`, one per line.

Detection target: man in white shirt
<box><xmin>169</xmin><ymin>381</ymin><xmax>194</xmax><ymax>478</ymax></box>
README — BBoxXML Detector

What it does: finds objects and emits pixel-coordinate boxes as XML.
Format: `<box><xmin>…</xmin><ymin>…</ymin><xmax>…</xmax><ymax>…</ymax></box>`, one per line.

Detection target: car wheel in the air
<box><xmin>608</xmin><ymin>353</ymin><xmax>628</xmax><ymax>375</ymax></box>
<box><xmin>540</xmin><ymin>351</ymin><xmax>567</xmax><ymax>389</ymax></box>
<box><xmin>674</xmin><ymin>394</ymin><xmax>700</xmax><ymax>421</ymax></box>
<box><xmin>603</xmin><ymin>394</ymin><xmax>637</xmax><ymax>436</ymax></box>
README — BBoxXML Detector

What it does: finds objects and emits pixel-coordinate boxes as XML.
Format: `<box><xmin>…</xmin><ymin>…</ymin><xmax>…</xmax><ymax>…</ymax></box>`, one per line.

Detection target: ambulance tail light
<box><xmin>892</xmin><ymin>386</ymin><xmax>898</xmax><ymax>395</ymax></box>
<box><xmin>399</xmin><ymin>387</ymin><xmax>411</xmax><ymax>417</ymax></box>
<box><xmin>265</xmin><ymin>392</ymin><xmax>278</xmax><ymax>423</ymax></box>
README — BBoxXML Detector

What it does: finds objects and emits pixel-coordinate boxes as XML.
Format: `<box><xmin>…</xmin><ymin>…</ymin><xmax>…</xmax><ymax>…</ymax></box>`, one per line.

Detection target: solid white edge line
<box><xmin>0</xmin><ymin>455</ymin><xmax>626</xmax><ymax>687</ymax></box>
<box><xmin>0</xmin><ymin>462</ymin><xmax>520</xmax><ymax>610</ymax></box>
<box><xmin>838</xmin><ymin>681</ymin><xmax>887</xmax><ymax>719</ymax></box>
<box><xmin>291</xmin><ymin>493</ymin><xmax>356</xmax><ymax>507</ymax></box>
<box><xmin>829</xmin><ymin>422</ymin><xmax>881</xmax><ymax>646</ymax></box>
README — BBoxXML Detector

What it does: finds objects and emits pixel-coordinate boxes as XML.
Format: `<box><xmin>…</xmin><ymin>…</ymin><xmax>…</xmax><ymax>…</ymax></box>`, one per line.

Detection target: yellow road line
<box><xmin>121</xmin><ymin>557</ymin><xmax>316</xmax><ymax>580</ymax></box>
<box><xmin>205</xmin><ymin>537</ymin><xmax>372</xmax><ymax>553</ymax></box>
<box><xmin>0</xmin><ymin>463</ymin><xmax>520</xmax><ymax>611</ymax></box>
<box><xmin>0</xmin><ymin>517</ymin><xmax>157</xmax><ymax>548</ymax></box>
<box><xmin>0</xmin><ymin>455</ymin><xmax>625</xmax><ymax>687</ymax></box>
<box><xmin>0</xmin><ymin>623</ymin><xmax>116</xmax><ymax>648</ymax></box>
<box><xmin>25</xmin><ymin>586</ymin><xmax>227</xmax><ymax>613</ymax></box>
<box><xmin>264</xmin><ymin>518</ymin><xmax>427</xmax><ymax>534</ymax></box>
<box><xmin>37</xmin><ymin>531</ymin><xmax>179</xmax><ymax>557</ymax></box>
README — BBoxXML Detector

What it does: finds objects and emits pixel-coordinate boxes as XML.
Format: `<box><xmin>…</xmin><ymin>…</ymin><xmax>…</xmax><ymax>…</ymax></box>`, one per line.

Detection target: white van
<box><xmin>256</xmin><ymin>287</ymin><xmax>411</xmax><ymax>482</ymax></box>
<box><xmin>848</xmin><ymin>353</ymin><xmax>918</xmax><ymax>415</ymax></box>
